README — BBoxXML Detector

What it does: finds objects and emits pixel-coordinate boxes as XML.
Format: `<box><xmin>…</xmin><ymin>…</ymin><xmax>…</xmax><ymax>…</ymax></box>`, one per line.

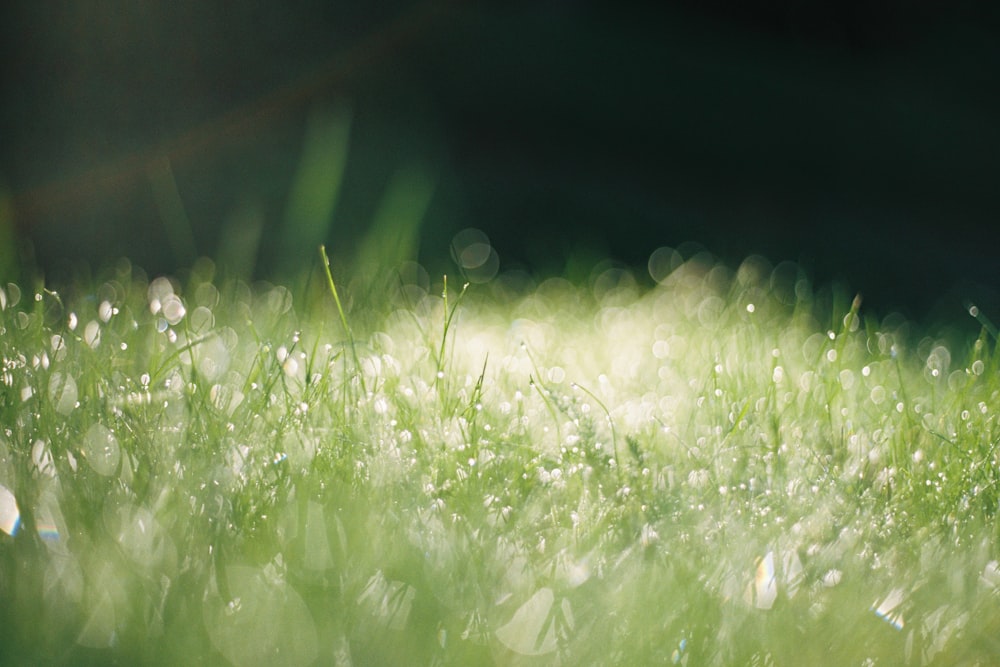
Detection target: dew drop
<box><xmin>0</xmin><ymin>483</ymin><xmax>21</xmax><ymax>536</ymax></box>
<box><xmin>822</xmin><ymin>569</ymin><xmax>842</xmax><ymax>587</ymax></box>
<box><xmin>6</xmin><ymin>283</ymin><xmax>20</xmax><ymax>307</ymax></box>
<box><xmin>48</xmin><ymin>372</ymin><xmax>78</xmax><ymax>415</ymax></box>
<box><xmin>84</xmin><ymin>321</ymin><xmax>101</xmax><ymax>349</ymax></box>
<box><xmin>162</xmin><ymin>295</ymin><xmax>186</xmax><ymax>325</ymax></box>
<box><xmin>31</xmin><ymin>440</ymin><xmax>56</xmax><ymax>476</ymax></box>
<box><xmin>190</xmin><ymin>306</ymin><xmax>214</xmax><ymax>334</ymax></box>
<box><xmin>83</xmin><ymin>424</ymin><xmax>120</xmax><ymax>476</ymax></box>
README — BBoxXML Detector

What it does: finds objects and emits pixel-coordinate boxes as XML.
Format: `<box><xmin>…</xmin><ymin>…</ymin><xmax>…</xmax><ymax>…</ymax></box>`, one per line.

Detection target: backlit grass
<box><xmin>1</xmin><ymin>250</ymin><xmax>999</xmax><ymax>665</ymax></box>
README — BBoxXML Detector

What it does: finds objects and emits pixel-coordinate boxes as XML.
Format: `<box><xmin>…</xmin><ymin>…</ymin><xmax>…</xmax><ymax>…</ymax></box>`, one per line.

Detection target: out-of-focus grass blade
<box><xmin>280</xmin><ymin>103</ymin><xmax>352</xmax><ymax>275</ymax></box>
<box><xmin>355</xmin><ymin>162</ymin><xmax>435</xmax><ymax>275</ymax></box>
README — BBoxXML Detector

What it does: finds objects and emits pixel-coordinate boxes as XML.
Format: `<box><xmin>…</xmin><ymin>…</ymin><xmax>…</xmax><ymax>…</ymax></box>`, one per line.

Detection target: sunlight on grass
<box><xmin>1</xmin><ymin>249</ymin><xmax>999</xmax><ymax>664</ymax></box>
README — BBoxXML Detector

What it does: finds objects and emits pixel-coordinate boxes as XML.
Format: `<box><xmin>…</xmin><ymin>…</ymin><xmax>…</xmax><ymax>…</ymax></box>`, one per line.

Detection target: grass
<box><xmin>1</xmin><ymin>249</ymin><xmax>1000</xmax><ymax>665</ymax></box>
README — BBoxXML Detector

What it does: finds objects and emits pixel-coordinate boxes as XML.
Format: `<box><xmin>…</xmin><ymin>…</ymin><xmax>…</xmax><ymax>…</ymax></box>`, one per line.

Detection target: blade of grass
<box><xmin>319</xmin><ymin>245</ymin><xmax>366</xmax><ymax>395</ymax></box>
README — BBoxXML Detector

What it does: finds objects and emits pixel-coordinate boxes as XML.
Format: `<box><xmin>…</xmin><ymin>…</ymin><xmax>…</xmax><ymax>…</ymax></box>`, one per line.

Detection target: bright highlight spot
<box><xmin>746</xmin><ymin>551</ymin><xmax>777</xmax><ymax>610</ymax></box>
<box><xmin>872</xmin><ymin>588</ymin><xmax>905</xmax><ymax>630</ymax></box>
<box><xmin>0</xmin><ymin>483</ymin><xmax>21</xmax><ymax>536</ymax></box>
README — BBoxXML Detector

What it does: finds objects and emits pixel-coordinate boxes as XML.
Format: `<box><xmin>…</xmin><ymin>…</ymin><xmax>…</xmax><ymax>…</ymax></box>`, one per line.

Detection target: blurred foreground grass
<box><xmin>1</xmin><ymin>250</ymin><xmax>999</xmax><ymax>665</ymax></box>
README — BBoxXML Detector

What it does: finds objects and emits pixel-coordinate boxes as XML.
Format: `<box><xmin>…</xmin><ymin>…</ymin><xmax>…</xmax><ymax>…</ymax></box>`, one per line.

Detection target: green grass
<box><xmin>2</xmin><ymin>251</ymin><xmax>1000</xmax><ymax>665</ymax></box>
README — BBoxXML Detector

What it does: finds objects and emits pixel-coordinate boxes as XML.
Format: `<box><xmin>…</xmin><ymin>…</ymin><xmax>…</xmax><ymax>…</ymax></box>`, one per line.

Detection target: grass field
<box><xmin>1</xmin><ymin>247</ymin><xmax>999</xmax><ymax>665</ymax></box>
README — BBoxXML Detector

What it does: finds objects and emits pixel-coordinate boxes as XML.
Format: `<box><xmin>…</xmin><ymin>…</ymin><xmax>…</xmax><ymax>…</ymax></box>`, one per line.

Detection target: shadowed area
<box><xmin>0</xmin><ymin>1</ymin><xmax>998</xmax><ymax>319</ymax></box>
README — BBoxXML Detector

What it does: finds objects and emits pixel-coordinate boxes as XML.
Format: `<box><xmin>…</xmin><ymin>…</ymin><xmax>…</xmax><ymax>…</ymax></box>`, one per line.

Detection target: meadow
<box><xmin>1</xmin><ymin>246</ymin><xmax>998</xmax><ymax>665</ymax></box>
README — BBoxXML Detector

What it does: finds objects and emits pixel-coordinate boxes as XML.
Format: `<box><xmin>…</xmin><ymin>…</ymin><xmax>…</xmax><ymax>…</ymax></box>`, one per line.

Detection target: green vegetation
<box><xmin>1</xmin><ymin>250</ymin><xmax>999</xmax><ymax>665</ymax></box>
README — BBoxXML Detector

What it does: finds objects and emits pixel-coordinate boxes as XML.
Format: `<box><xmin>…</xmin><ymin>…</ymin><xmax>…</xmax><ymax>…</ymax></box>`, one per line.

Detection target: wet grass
<box><xmin>1</xmin><ymin>251</ymin><xmax>1000</xmax><ymax>665</ymax></box>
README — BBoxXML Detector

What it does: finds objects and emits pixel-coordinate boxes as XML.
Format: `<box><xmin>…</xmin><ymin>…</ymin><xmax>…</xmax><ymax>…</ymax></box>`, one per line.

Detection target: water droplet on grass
<box><xmin>48</xmin><ymin>372</ymin><xmax>78</xmax><ymax>415</ymax></box>
<box><xmin>671</xmin><ymin>638</ymin><xmax>688</xmax><ymax>664</ymax></box>
<box><xmin>203</xmin><ymin>566</ymin><xmax>318</xmax><ymax>667</ymax></box>
<box><xmin>496</xmin><ymin>587</ymin><xmax>572</xmax><ymax>656</ymax></box>
<box><xmin>84</xmin><ymin>321</ymin><xmax>101</xmax><ymax>349</ymax></box>
<box><xmin>83</xmin><ymin>424</ymin><xmax>120</xmax><ymax>476</ymax></box>
<box><xmin>0</xmin><ymin>483</ymin><xmax>21</xmax><ymax>536</ymax></box>
<box><xmin>357</xmin><ymin>570</ymin><xmax>417</xmax><ymax>631</ymax></box>
<box><xmin>107</xmin><ymin>505</ymin><xmax>176</xmax><ymax>574</ymax></box>
<box><xmin>871</xmin><ymin>588</ymin><xmax>905</xmax><ymax>630</ymax></box>
<box><xmin>746</xmin><ymin>551</ymin><xmax>777</xmax><ymax>610</ymax></box>
<box><xmin>162</xmin><ymin>296</ymin><xmax>186</xmax><ymax>325</ymax></box>
<box><xmin>981</xmin><ymin>561</ymin><xmax>1000</xmax><ymax>589</ymax></box>
<box><xmin>148</xmin><ymin>277</ymin><xmax>174</xmax><ymax>306</ymax></box>
<box><xmin>648</xmin><ymin>246</ymin><xmax>682</xmax><ymax>284</ymax></box>
<box><xmin>195</xmin><ymin>282</ymin><xmax>220</xmax><ymax>308</ymax></box>
<box><xmin>190</xmin><ymin>306</ymin><xmax>214</xmax><ymax>334</ymax></box>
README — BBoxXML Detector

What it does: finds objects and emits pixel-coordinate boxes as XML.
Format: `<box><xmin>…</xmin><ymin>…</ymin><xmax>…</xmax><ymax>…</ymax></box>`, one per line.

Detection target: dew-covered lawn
<box><xmin>1</xmin><ymin>253</ymin><xmax>999</xmax><ymax>665</ymax></box>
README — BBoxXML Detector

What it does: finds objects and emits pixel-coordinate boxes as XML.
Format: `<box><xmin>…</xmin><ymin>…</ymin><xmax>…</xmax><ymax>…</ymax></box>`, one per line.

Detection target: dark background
<box><xmin>1</xmin><ymin>0</ymin><xmax>998</xmax><ymax>323</ymax></box>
